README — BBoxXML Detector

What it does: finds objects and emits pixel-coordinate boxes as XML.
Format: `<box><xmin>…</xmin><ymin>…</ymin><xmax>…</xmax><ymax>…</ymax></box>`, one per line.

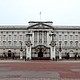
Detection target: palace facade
<box><xmin>0</xmin><ymin>21</ymin><xmax>80</xmax><ymax>60</ymax></box>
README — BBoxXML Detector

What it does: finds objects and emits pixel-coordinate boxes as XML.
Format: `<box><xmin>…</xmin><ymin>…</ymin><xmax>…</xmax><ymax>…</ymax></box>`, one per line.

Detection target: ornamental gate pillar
<box><xmin>26</xmin><ymin>45</ymin><xmax>31</xmax><ymax>60</ymax></box>
<box><xmin>50</xmin><ymin>41</ymin><xmax>56</xmax><ymax>60</ymax></box>
<box><xmin>49</xmin><ymin>33</ymin><xmax>56</xmax><ymax>60</ymax></box>
<box><xmin>25</xmin><ymin>33</ymin><xmax>32</xmax><ymax>60</ymax></box>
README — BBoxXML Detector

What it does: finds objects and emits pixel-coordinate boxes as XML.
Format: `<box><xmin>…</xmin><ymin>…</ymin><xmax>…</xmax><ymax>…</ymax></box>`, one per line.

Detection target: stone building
<box><xmin>0</xmin><ymin>21</ymin><xmax>80</xmax><ymax>60</ymax></box>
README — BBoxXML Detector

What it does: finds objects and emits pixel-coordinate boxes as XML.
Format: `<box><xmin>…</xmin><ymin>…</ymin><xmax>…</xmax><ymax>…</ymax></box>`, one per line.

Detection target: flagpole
<box><xmin>40</xmin><ymin>11</ymin><xmax>41</xmax><ymax>21</ymax></box>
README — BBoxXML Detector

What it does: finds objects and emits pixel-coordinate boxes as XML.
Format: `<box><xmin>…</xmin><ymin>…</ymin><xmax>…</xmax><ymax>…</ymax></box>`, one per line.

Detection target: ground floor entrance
<box><xmin>31</xmin><ymin>45</ymin><xmax>50</xmax><ymax>60</ymax></box>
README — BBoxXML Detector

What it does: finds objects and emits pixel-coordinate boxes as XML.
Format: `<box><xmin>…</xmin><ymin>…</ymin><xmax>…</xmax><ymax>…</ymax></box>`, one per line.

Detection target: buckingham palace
<box><xmin>0</xmin><ymin>21</ymin><xmax>80</xmax><ymax>60</ymax></box>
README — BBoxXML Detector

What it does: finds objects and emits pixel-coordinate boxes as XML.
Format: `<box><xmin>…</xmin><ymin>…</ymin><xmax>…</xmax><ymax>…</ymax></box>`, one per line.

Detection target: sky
<box><xmin>0</xmin><ymin>0</ymin><xmax>80</xmax><ymax>25</ymax></box>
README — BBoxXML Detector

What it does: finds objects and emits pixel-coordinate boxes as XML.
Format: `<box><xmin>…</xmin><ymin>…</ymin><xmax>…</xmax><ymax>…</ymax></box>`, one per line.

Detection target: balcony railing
<box><xmin>0</xmin><ymin>46</ymin><xmax>26</xmax><ymax>49</ymax></box>
<box><xmin>56</xmin><ymin>46</ymin><xmax>80</xmax><ymax>49</ymax></box>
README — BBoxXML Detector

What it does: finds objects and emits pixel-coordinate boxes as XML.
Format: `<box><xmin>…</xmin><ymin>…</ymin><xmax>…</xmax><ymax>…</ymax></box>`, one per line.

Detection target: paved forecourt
<box><xmin>0</xmin><ymin>60</ymin><xmax>80</xmax><ymax>80</ymax></box>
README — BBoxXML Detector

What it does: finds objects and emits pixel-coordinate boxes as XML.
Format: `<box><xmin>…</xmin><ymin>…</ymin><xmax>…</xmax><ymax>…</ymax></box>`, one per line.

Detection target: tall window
<box><xmin>14</xmin><ymin>41</ymin><xmax>17</xmax><ymax>46</ymax></box>
<box><xmin>59</xmin><ymin>35</ymin><xmax>61</xmax><ymax>40</ymax></box>
<box><xmin>64</xmin><ymin>35</ymin><xmax>67</xmax><ymax>40</ymax></box>
<box><xmin>70</xmin><ymin>41</ymin><xmax>73</xmax><ymax>47</ymax></box>
<box><xmin>3</xmin><ymin>41</ymin><xmax>6</xmax><ymax>46</ymax></box>
<box><xmin>8</xmin><ymin>35</ymin><xmax>11</xmax><ymax>41</ymax></box>
<box><xmin>3</xmin><ymin>35</ymin><xmax>6</xmax><ymax>41</ymax></box>
<box><xmin>44</xmin><ymin>31</ymin><xmax>47</xmax><ymax>44</ymax></box>
<box><xmin>75</xmin><ymin>41</ymin><xmax>78</xmax><ymax>47</ymax></box>
<box><xmin>70</xmin><ymin>35</ymin><xmax>73</xmax><ymax>40</ymax></box>
<box><xmin>19</xmin><ymin>35</ymin><xmax>23</xmax><ymax>41</ymax></box>
<box><xmin>64</xmin><ymin>41</ymin><xmax>67</xmax><ymax>47</ymax></box>
<box><xmin>26</xmin><ymin>34</ymin><xmax>30</xmax><ymax>41</ymax></box>
<box><xmin>75</xmin><ymin>35</ymin><xmax>78</xmax><ymax>40</ymax></box>
<box><xmin>14</xmin><ymin>35</ymin><xmax>17</xmax><ymax>41</ymax></box>
<box><xmin>8</xmin><ymin>41</ymin><xmax>11</xmax><ymax>46</ymax></box>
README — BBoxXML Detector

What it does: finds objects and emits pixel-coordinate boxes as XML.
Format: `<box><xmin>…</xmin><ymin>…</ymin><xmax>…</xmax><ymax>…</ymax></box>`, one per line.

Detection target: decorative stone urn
<box><xmin>50</xmin><ymin>41</ymin><xmax>56</xmax><ymax>47</ymax></box>
<box><xmin>25</xmin><ymin>41</ymin><xmax>32</xmax><ymax>47</ymax></box>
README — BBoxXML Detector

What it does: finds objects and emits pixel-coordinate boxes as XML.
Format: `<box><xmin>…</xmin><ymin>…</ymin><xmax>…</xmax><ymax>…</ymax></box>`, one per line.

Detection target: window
<box><xmin>75</xmin><ymin>41</ymin><xmax>78</xmax><ymax>47</ymax></box>
<box><xmin>64</xmin><ymin>35</ymin><xmax>67</xmax><ymax>40</ymax></box>
<box><xmin>19</xmin><ymin>35</ymin><xmax>23</xmax><ymax>40</ymax></box>
<box><xmin>67</xmin><ymin>32</ymin><xmax>69</xmax><ymax>34</ymax></box>
<box><xmin>64</xmin><ymin>41</ymin><xmax>67</xmax><ymax>47</ymax></box>
<box><xmin>23</xmin><ymin>31</ymin><xmax>25</xmax><ymax>33</ymax></box>
<box><xmin>14</xmin><ymin>41</ymin><xmax>17</xmax><ymax>46</ymax></box>
<box><xmin>6</xmin><ymin>32</ymin><xmax>8</xmax><ymax>34</ymax></box>
<box><xmin>62</xmin><ymin>32</ymin><xmax>64</xmax><ymax>34</ymax></box>
<box><xmin>59</xmin><ymin>35</ymin><xmax>61</xmax><ymax>40</ymax></box>
<box><xmin>26</xmin><ymin>35</ymin><xmax>30</xmax><ymax>41</ymax></box>
<box><xmin>44</xmin><ymin>31</ymin><xmax>47</xmax><ymax>44</ymax></box>
<box><xmin>70</xmin><ymin>35</ymin><xmax>73</xmax><ymax>40</ymax></box>
<box><xmin>26</xmin><ymin>34</ymin><xmax>30</xmax><ymax>41</ymax></box>
<box><xmin>78</xmin><ymin>32</ymin><xmax>80</xmax><ymax>34</ymax></box>
<box><xmin>75</xmin><ymin>35</ymin><xmax>78</xmax><ymax>40</ymax></box>
<box><xmin>14</xmin><ymin>35</ymin><xmax>17</xmax><ymax>41</ymax></box>
<box><xmin>12</xmin><ymin>32</ymin><xmax>14</xmax><ymax>34</ymax></box>
<box><xmin>3</xmin><ymin>41</ymin><xmax>6</xmax><ymax>46</ymax></box>
<box><xmin>70</xmin><ymin>41</ymin><xmax>73</xmax><ymax>47</ymax></box>
<box><xmin>3</xmin><ymin>35</ymin><xmax>6</xmax><ymax>41</ymax></box>
<box><xmin>17</xmin><ymin>32</ymin><xmax>19</xmax><ymax>34</ymax></box>
<box><xmin>73</xmin><ymin>32</ymin><xmax>75</xmax><ymax>34</ymax></box>
<box><xmin>1</xmin><ymin>31</ymin><xmax>3</xmax><ymax>34</ymax></box>
<box><xmin>8</xmin><ymin>35</ymin><xmax>11</xmax><ymax>41</ymax></box>
<box><xmin>8</xmin><ymin>41</ymin><xmax>11</xmax><ymax>45</ymax></box>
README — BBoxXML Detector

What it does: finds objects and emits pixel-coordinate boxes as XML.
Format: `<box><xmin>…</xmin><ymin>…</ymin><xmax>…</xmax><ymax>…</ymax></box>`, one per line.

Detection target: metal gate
<box><xmin>31</xmin><ymin>45</ymin><xmax>50</xmax><ymax>60</ymax></box>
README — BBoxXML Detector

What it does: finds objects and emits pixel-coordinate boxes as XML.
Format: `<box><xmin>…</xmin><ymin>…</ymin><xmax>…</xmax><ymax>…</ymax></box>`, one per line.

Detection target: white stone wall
<box><xmin>0</xmin><ymin>24</ymin><xmax>80</xmax><ymax>59</ymax></box>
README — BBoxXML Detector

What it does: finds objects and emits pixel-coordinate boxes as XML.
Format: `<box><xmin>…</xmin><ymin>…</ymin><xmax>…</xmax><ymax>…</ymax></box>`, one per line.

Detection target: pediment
<box><xmin>27</xmin><ymin>21</ymin><xmax>54</xmax><ymax>30</ymax></box>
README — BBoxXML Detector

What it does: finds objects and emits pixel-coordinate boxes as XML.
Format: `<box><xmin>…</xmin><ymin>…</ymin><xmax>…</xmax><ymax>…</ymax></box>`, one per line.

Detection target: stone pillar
<box><xmin>20</xmin><ymin>51</ymin><xmax>23</xmax><ymax>59</ymax></box>
<box><xmin>26</xmin><ymin>46</ymin><xmax>31</xmax><ymax>60</ymax></box>
<box><xmin>59</xmin><ymin>52</ymin><xmax>62</xmax><ymax>59</ymax></box>
<box><xmin>50</xmin><ymin>47</ymin><xmax>56</xmax><ymax>60</ymax></box>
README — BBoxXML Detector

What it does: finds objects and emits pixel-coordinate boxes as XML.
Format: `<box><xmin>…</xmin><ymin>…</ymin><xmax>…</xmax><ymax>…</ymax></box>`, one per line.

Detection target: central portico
<box><xmin>25</xmin><ymin>21</ymin><xmax>56</xmax><ymax>60</ymax></box>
